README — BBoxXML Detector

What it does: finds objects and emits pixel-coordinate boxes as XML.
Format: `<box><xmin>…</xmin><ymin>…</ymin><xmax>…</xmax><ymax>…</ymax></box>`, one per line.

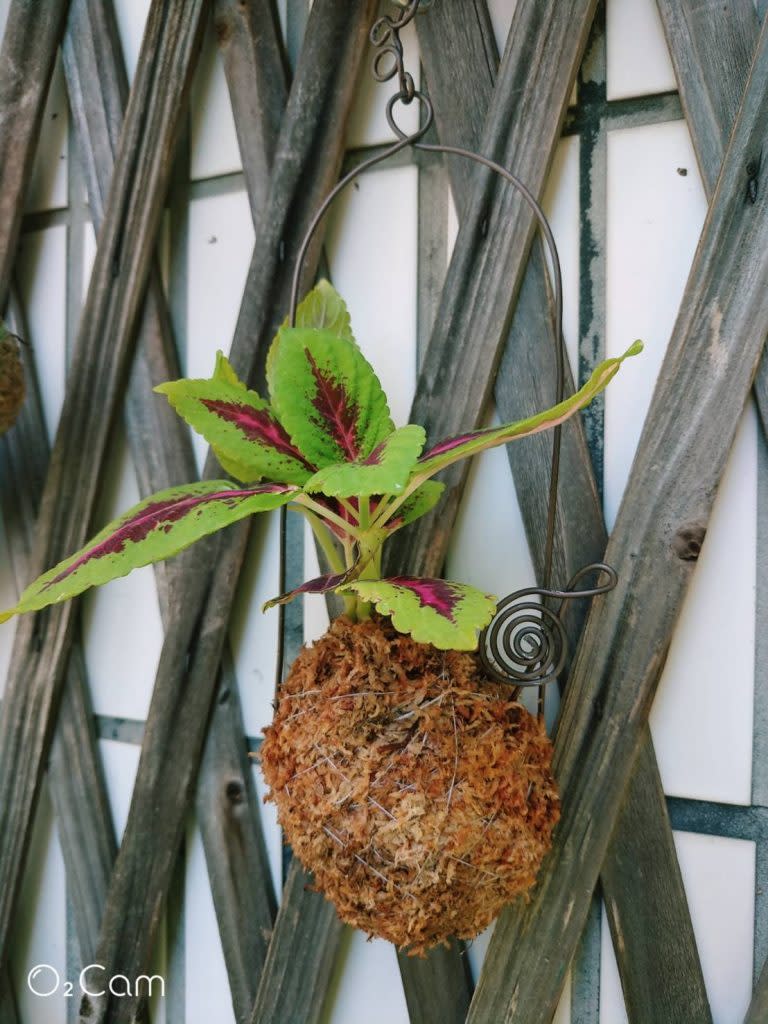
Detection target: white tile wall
<box><xmin>606</xmin><ymin>0</ymin><xmax>677</xmax><ymax>100</ymax></box>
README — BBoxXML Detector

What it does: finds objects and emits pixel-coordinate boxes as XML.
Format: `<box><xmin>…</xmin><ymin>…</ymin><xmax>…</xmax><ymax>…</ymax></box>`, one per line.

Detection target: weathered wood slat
<box><xmin>0</xmin><ymin>284</ymin><xmax>115</xmax><ymax>965</ymax></box>
<box><xmin>77</xmin><ymin>7</ymin><xmax>375</xmax><ymax>1022</ymax></box>
<box><xmin>655</xmin><ymin>4</ymin><xmax>768</xmax><ymax>1016</ymax></box>
<box><xmin>63</xmin><ymin>3</ymin><xmax>280</xmax><ymax>1011</ymax></box>
<box><xmin>0</xmin><ymin>296</ymin><xmax>117</xmax><ymax>967</ymax></box>
<box><xmin>397</xmin><ymin>942</ymin><xmax>472</xmax><ymax>1024</ymax></box>
<box><xmin>194</xmin><ymin>7</ymin><xmax>290</xmax><ymax>1018</ymax></box>
<box><xmin>393</xmin><ymin>4</ymin><xmax>497</xmax><ymax>1017</ymax></box>
<box><xmin>0</xmin><ymin>0</ymin><xmax>70</xmax><ymax>311</ymax></box>
<box><xmin>248</xmin><ymin>860</ymin><xmax>346</xmax><ymax>1024</ymax></box>
<box><xmin>213</xmin><ymin>0</ymin><xmax>287</xmax><ymax>218</ymax></box>
<box><xmin>389</xmin><ymin>0</ymin><xmax>598</xmax><ymax>580</ymax></box>
<box><xmin>467</xmin><ymin>15</ymin><xmax>768</xmax><ymax>1022</ymax></box>
<box><xmin>656</xmin><ymin>1</ymin><xmax>768</xmax><ymax>447</ymax></box>
<box><xmin>0</xmin><ymin>0</ymin><xmax>207</xmax><ymax>971</ymax></box>
<box><xmin>416</xmin><ymin>4</ymin><xmax>712</xmax><ymax>1020</ymax></box>
<box><xmin>0</xmin><ymin>968</ymin><xmax>19</xmax><ymax>1024</ymax></box>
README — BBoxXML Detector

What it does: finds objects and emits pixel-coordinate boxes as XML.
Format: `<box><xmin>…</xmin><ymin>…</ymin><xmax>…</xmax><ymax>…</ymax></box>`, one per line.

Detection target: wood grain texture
<box><xmin>0</xmin><ymin>0</ymin><xmax>69</xmax><ymax>311</ymax></box>
<box><xmin>468</xmin><ymin>15</ymin><xmax>768</xmax><ymax>1022</ymax></box>
<box><xmin>389</xmin><ymin>0</ymin><xmax>598</xmax><ymax>580</ymax></box>
<box><xmin>416</xmin><ymin>4</ymin><xmax>711</xmax><ymax>1020</ymax></box>
<box><xmin>249</xmin><ymin>861</ymin><xmax>345</xmax><ymax>1024</ymax></box>
<box><xmin>0</xmin><ymin>296</ymin><xmax>117</xmax><ymax>965</ymax></box>
<box><xmin>656</xmin><ymin>0</ymin><xmax>768</xmax><ymax>441</ymax></box>
<box><xmin>195</xmin><ymin>8</ymin><xmax>288</xmax><ymax>1018</ymax></box>
<box><xmin>0</xmin><ymin>0</ymin><xmax>206</xmax><ymax>974</ymax></box>
<box><xmin>213</xmin><ymin>0</ymin><xmax>288</xmax><ymax>219</ymax></box>
<box><xmin>76</xmin><ymin>7</ymin><xmax>376</xmax><ymax>1023</ymax></box>
<box><xmin>62</xmin><ymin>1</ymin><xmax>280</xmax><ymax>1009</ymax></box>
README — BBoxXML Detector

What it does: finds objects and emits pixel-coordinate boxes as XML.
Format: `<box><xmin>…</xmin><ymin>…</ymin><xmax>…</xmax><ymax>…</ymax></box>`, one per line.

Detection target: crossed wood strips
<box><xmin>0</xmin><ymin>1</ymin><xmax>767</xmax><ymax>1022</ymax></box>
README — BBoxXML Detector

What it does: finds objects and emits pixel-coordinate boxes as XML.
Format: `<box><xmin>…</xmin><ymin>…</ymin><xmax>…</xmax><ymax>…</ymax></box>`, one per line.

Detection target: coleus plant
<box><xmin>0</xmin><ymin>282</ymin><xmax>641</xmax><ymax>647</ymax></box>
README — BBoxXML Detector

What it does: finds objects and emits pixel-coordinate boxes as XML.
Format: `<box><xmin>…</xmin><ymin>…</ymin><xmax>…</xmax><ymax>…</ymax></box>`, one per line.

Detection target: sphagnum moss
<box><xmin>261</xmin><ymin>616</ymin><xmax>559</xmax><ymax>954</ymax></box>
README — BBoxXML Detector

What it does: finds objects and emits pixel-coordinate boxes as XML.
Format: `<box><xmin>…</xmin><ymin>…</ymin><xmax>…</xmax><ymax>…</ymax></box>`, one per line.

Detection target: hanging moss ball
<box><xmin>0</xmin><ymin>328</ymin><xmax>25</xmax><ymax>435</ymax></box>
<box><xmin>261</xmin><ymin>616</ymin><xmax>559</xmax><ymax>954</ymax></box>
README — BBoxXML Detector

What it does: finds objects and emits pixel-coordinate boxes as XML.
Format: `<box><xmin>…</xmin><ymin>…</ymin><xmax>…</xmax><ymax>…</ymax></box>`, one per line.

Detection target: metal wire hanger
<box><xmin>279</xmin><ymin>0</ymin><xmax>617</xmax><ymax>709</ymax></box>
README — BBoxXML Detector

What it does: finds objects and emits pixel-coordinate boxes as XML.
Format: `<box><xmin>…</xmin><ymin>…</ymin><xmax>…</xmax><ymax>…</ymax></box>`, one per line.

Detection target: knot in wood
<box><xmin>225</xmin><ymin>778</ymin><xmax>245</xmax><ymax>805</ymax></box>
<box><xmin>672</xmin><ymin>522</ymin><xmax>706</xmax><ymax>562</ymax></box>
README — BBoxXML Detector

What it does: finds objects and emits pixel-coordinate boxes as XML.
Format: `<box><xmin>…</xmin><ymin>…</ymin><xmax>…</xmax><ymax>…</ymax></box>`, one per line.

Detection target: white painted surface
<box><xmin>605</xmin><ymin>119</ymin><xmax>708</xmax><ymax>528</ymax></box>
<box><xmin>25</xmin><ymin>59</ymin><xmax>68</xmax><ymax>214</ymax></box>
<box><xmin>83</xmin><ymin>428</ymin><xmax>164</xmax><ymax>721</ymax></box>
<box><xmin>601</xmin><ymin>832</ymin><xmax>756</xmax><ymax>1024</ymax></box>
<box><xmin>190</xmin><ymin>20</ymin><xmax>243</xmax><ymax>183</ymax></box>
<box><xmin>650</xmin><ymin>406</ymin><xmax>757</xmax><ymax>805</ymax></box>
<box><xmin>606</xmin><ymin>0</ymin><xmax>677</xmax><ymax>100</ymax></box>
<box><xmin>9</xmin><ymin>790</ymin><xmax>67</xmax><ymax>1024</ymax></box>
<box><xmin>16</xmin><ymin>226</ymin><xmax>67</xmax><ymax>443</ymax></box>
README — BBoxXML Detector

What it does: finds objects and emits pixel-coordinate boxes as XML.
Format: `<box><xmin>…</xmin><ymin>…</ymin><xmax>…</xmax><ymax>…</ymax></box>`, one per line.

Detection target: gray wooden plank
<box><xmin>0</xmin><ymin>295</ymin><xmax>117</xmax><ymax>968</ymax></box>
<box><xmin>0</xmin><ymin>0</ymin><xmax>70</xmax><ymax>311</ymax></box>
<box><xmin>61</xmin><ymin>0</ymin><xmax>281</xmax><ymax>1012</ymax></box>
<box><xmin>75</xmin><ymin>6</ymin><xmax>376</xmax><ymax>1023</ymax></box>
<box><xmin>414</xmin><ymin>4</ymin><xmax>709</xmax><ymax>1020</ymax></box>
<box><xmin>391</xmin><ymin>0</ymin><xmax>598</xmax><ymax>579</ymax></box>
<box><xmin>656</xmin><ymin>1</ymin><xmax>768</xmax><ymax>447</ymax></box>
<box><xmin>57</xmin><ymin>1</ymin><xmax>277</xmax><ymax>991</ymax></box>
<box><xmin>0</xmin><ymin>0</ymin><xmax>207</xmax><ymax>971</ymax></box>
<box><xmin>467</xmin><ymin>14</ymin><xmax>768</xmax><ymax>1022</ymax></box>
<box><xmin>213</xmin><ymin>0</ymin><xmax>287</xmax><ymax>219</ymax></box>
<box><xmin>248</xmin><ymin>860</ymin><xmax>346</xmax><ymax>1024</ymax></box>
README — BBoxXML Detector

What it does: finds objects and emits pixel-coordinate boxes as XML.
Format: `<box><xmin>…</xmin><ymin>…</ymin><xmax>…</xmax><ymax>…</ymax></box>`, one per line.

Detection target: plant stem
<box><xmin>299</xmin><ymin>509</ymin><xmax>345</xmax><ymax>575</ymax></box>
<box><xmin>293</xmin><ymin>494</ymin><xmax>362</xmax><ymax>539</ymax></box>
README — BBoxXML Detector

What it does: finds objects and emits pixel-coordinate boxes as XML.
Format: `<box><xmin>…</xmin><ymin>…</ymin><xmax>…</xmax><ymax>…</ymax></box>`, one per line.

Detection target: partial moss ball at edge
<box><xmin>261</xmin><ymin>616</ymin><xmax>559</xmax><ymax>954</ymax></box>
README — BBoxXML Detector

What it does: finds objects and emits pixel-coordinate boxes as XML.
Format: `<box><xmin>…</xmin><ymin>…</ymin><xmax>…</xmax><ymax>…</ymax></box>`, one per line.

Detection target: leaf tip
<box><xmin>626</xmin><ymin>339</ymin><xmax>644</xmax><ymax>357</ymax></box>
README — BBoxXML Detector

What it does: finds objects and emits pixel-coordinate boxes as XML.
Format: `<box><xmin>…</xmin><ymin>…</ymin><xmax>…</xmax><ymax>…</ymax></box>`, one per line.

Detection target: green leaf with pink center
<box><xmin>0</xmin><ymin>482</ymin><xmax>297</xmax><ymax>622</ymax></box>
<box><xmin>413</xmin><ymin>342</ymin><xmax>643</xmax><ymax>479</ymax></box>
<box><xmin>269</xmin><ymin>327</ymin><xmax>394</xmax><ymax>467</ymax></box>
<box><xmin>155</xmin><ymin>375</ymin><xmax>313</xmax><ymax>485</ymax></box>
<box><xmin>267</xmin><ymin>279</ymin><xmax>355</xmax><ymax>397</ymax></box>
<box><xmin>340</xmin><ymin>577</ymin><xmax>498</xmax><ymax>651</ymax></box>
<box><xmin>304</xmin><ymin>425</ymin><xmax>426</xmax><ymax>497</ymax></box>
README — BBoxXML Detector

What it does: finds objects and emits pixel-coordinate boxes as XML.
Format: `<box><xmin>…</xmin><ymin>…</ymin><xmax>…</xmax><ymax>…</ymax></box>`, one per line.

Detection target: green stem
<box><xmin>293</xmin><ymin>494</ymin><xmax>362</xmax><ymax>540</ymax></box>
<box><xmin>299</xmin><ymin>509</ymin><xmax>345</xmax><ymax>575</ymax></box>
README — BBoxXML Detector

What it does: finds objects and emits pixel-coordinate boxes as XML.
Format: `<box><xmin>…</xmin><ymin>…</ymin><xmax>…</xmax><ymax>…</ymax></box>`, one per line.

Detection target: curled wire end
<box><xmin>478</xmin><ymin>562</ymin><xmax>618</xmax><ymax>689</ymax></box>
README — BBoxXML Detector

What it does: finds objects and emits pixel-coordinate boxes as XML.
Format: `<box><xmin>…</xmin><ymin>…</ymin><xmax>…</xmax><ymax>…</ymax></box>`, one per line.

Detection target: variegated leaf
<box><xmin>262</xmin><ymin>567</ymin><xmax>357</xmax><ymax>610</ymax></box>
<box><xmin>385</xmin><ymin>480</ymin><xmax>445</xmax><ymax>532</ymax></box>
<box><xmin>340</xmin><ymin>577</ymin><xmax>497</xmax><ymax>651</ymax></box>
<box><xmin>267</xmin><ymin>279</ymin><xmax>355</xmax><ymax>397</ymax></box>
<box><xmin>155</xmin><ymin>376</ymin><xmax>313</xmax><ymax>485</ymax></box>
<box><xmin>0</xmin><ymin>482</ymin><xmax>297</xmax><ymax>622</ymax></box>
<box><xmin>213</xmin><ymin>349</ymin><xmax>247</xmax><ymax>390</ymax></box>
<box><xmin>304</xmin><ymin>425</ymin><xmax>425</xmax><ymax>497</ymax></box>
<box><xmin>270</xmin><ymin>327</ymin><xmax>394</xmax><ymax>467</ymax></box>
<box><xmin>416</xmin><ymin>341</ymin><xmax>643</xmax><ymax>477</ymax></box>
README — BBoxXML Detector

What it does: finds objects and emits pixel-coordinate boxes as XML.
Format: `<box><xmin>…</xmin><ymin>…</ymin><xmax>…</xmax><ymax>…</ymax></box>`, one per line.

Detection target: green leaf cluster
<box><xmin>1</xmin><ymin>281</ymin><xmax>642</xmax><ymax>650</ymax></box>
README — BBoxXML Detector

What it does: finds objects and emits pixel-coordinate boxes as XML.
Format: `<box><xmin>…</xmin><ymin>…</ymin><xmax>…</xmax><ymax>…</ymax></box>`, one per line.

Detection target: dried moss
<box><xmin>261</xmin><ymin>616</ymin><xmax>559</xmax><ymax>954</ymax></box>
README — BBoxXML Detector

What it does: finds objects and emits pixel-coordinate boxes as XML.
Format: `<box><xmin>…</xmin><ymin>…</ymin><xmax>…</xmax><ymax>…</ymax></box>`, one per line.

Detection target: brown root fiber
<box><xmin>261</xmin><ymin>616</ymin><xmax>559</xmax><ymax>954</ymax></box>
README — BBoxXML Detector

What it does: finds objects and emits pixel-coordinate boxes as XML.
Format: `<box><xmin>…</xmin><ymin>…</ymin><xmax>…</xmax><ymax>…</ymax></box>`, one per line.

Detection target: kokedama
<box><xmin>1</xmin><ymin>281</ymin><xmax>641</xmax><ymax>952</ymax></box>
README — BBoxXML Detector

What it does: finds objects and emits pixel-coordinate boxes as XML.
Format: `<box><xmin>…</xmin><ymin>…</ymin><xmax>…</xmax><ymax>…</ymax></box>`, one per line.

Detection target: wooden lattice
<box><xmin>0</xmin><ymin>1</ymin><xmax>766</xmax><ymax>1022</ymax></box>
